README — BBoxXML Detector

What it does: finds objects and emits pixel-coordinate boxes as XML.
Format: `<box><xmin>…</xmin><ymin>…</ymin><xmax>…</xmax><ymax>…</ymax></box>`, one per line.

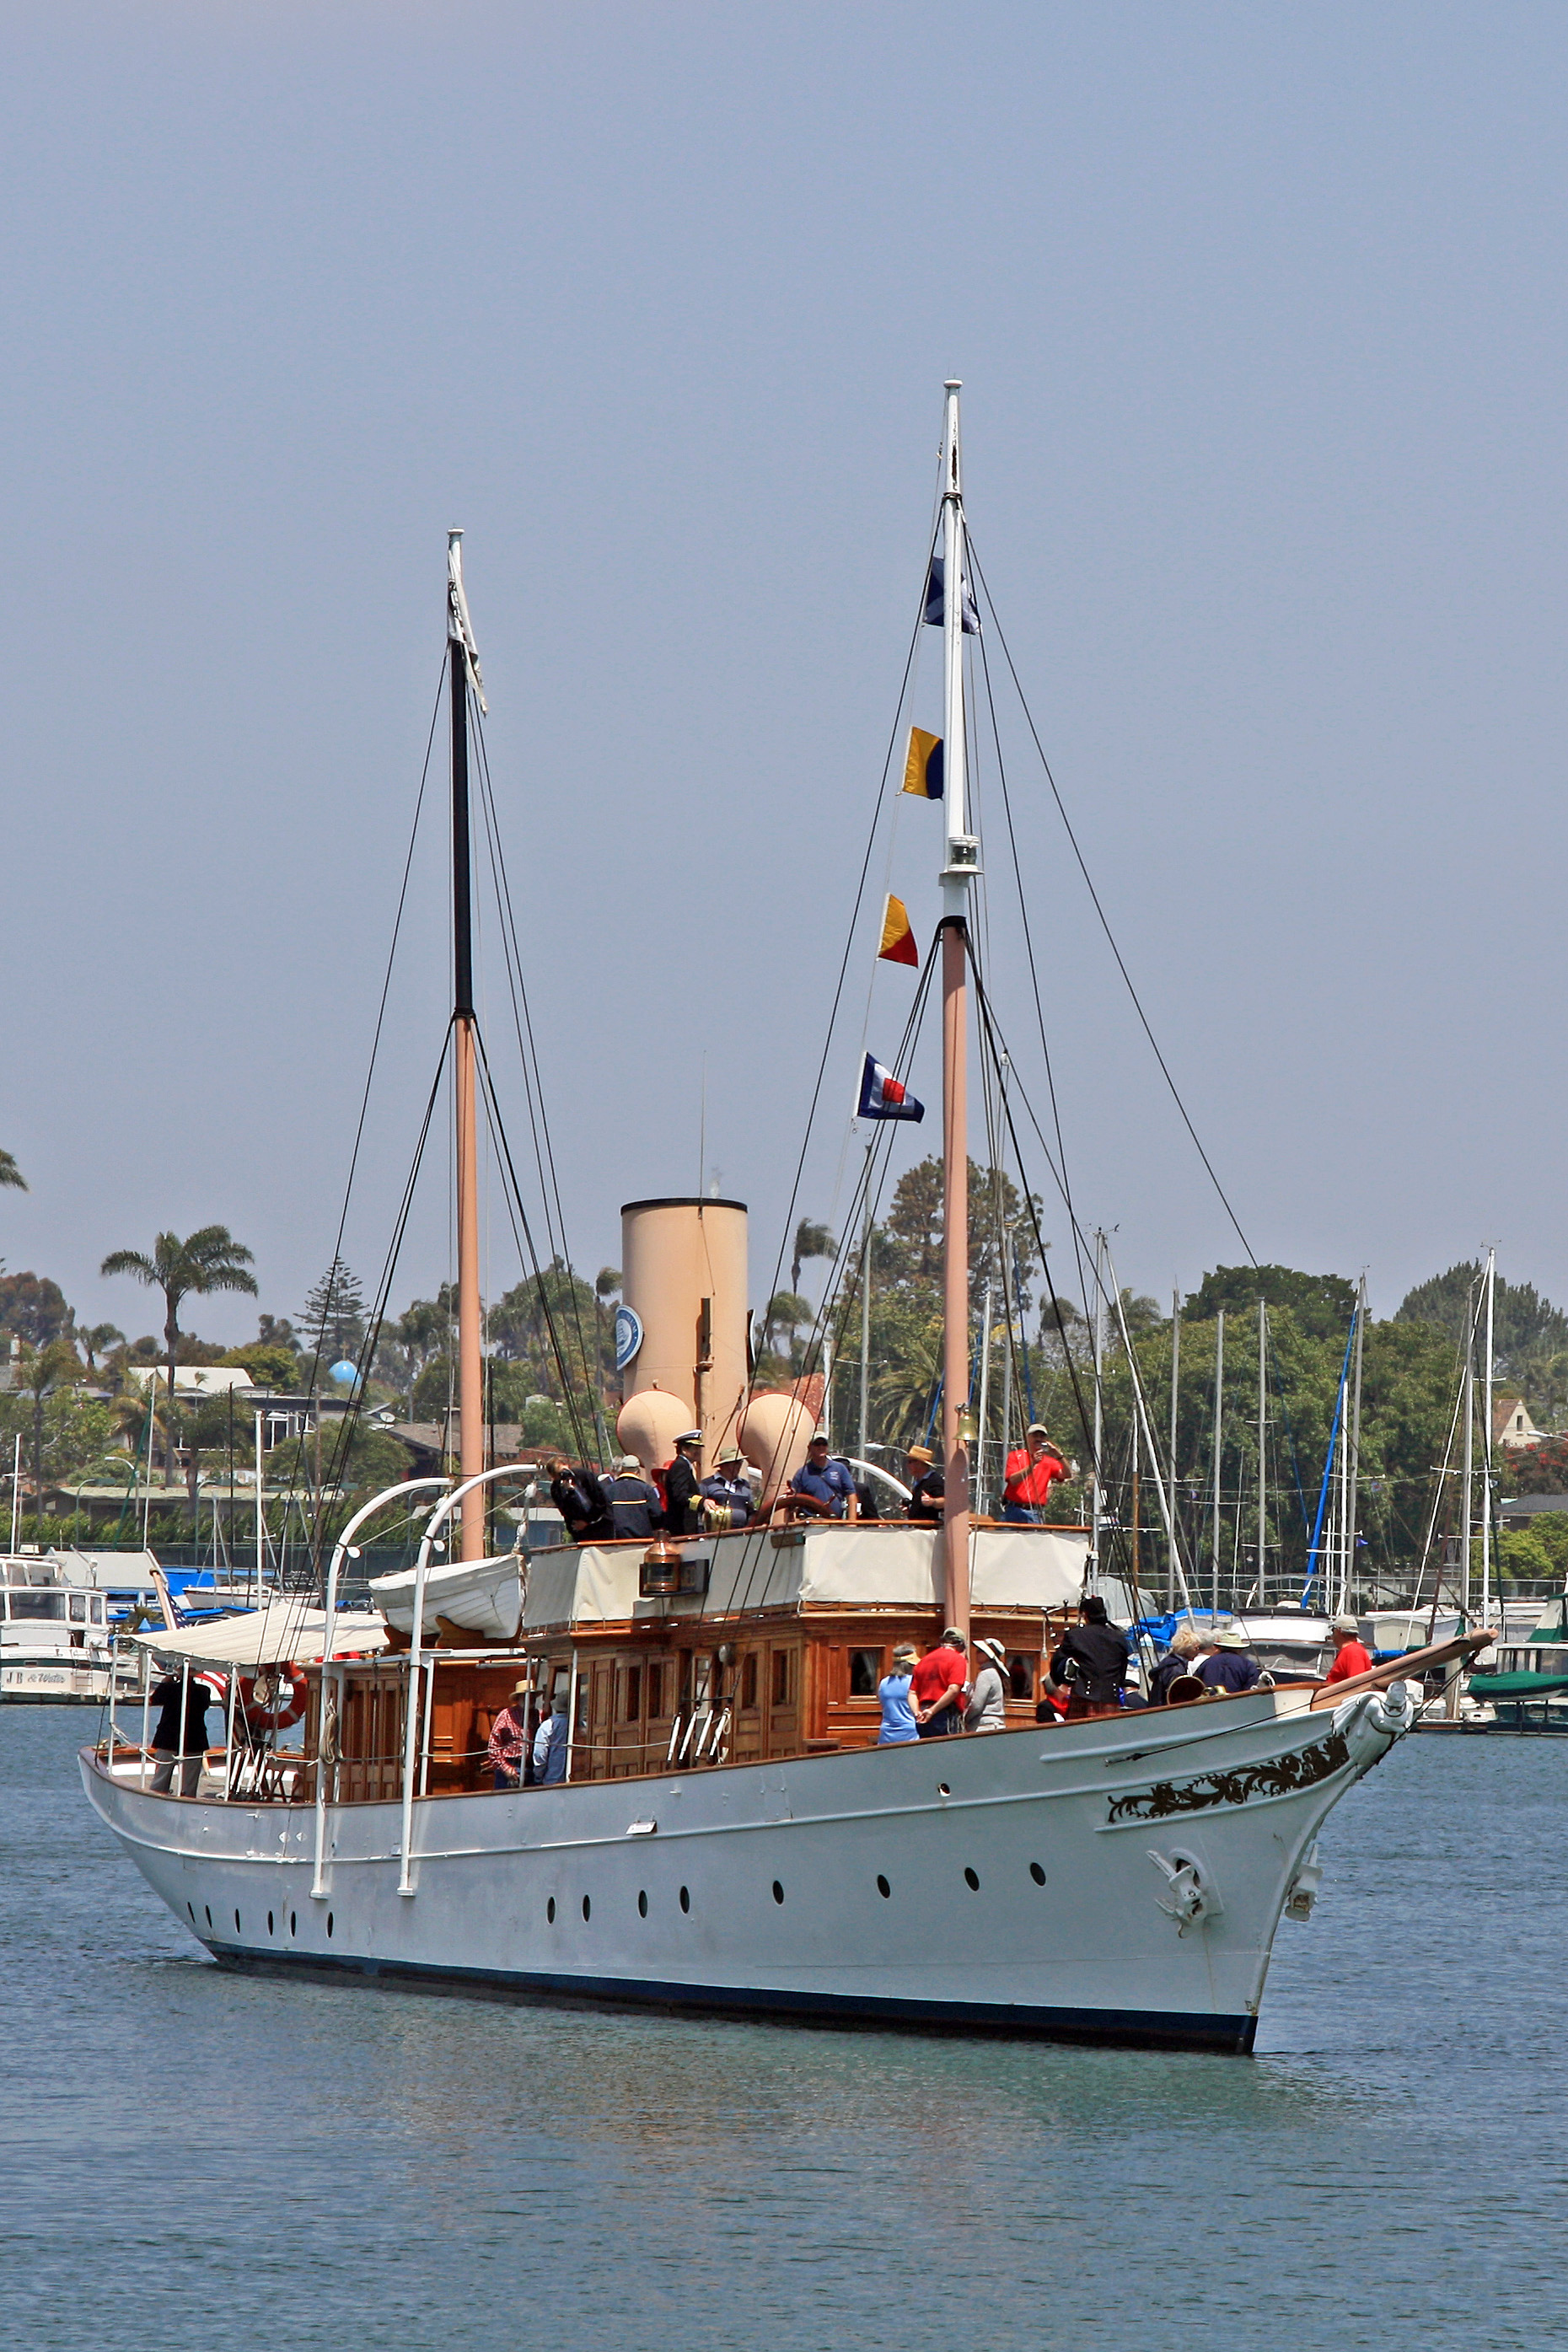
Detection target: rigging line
<box><xmin>966</xmin><ymin>945</ymin><xmax>1101</xmax><ymax>1480</ymax></box>
<box><xmin>972</xmin><ymin>607</ymin><xmax>1093</xmax><ymax>1332</ymax></box>
<box><xmin>759</xmin><ymin>524</ymin><xmax>937</xmax><ymax>1348</ymax></box>
<box><xmin>309</xmin><ymin>1039</ymin><xmax>451</xmax><ymax>1589</ymax></box>
<box><xmin>965</xmin><ymin>534</ymin><xmax>1259</xmax><ymax>1268</ymax></box>
<box><xmin>294</xmin><ymin>658</ymin><xmax>448</xmax><ymax>1438</ymax></box>
<box><xmin>473</xmin><ymin>1027</ymin><xmax>598</xmax><ymax>1463</ymax></box>
<box><xmin>470</xmin><ymin>692</ymin><xmax>601</xmax><ymax>1420</ymax></box>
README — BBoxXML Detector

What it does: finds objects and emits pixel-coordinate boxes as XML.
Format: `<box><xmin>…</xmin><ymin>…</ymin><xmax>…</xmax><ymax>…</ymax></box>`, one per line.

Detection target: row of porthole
<box><xmin>189</xmin><ymin>1860</ymin><xmax>1050</xmax><ymax>1945</ymax></box>
<box><xmin>189</xmin><ymin>1900</ymin><xmax>330</xmax><ymax>1941</ymax></box>
<box><xmin>539</xmin><ymin>1862</ymin><xmax>1049</xmax><ymax>1925</ymax></box>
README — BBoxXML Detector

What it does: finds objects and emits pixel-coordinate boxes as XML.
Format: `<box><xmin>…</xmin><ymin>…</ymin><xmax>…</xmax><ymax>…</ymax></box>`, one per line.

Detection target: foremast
<box><xmin>939</xmin><ymin>384</ymin><xmax>978</xmax><ymax>1639</ymax></box>
<box><xmin>447</xmin><ymin>532</ymin><xmax>487</xmax><ymax>1565</ymax></box>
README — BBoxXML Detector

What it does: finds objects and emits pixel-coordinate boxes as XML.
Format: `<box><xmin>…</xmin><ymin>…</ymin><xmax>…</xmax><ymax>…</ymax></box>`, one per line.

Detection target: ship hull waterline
<box><xmin>81</xmin><ymin>1683</ymin><xmax>1411</xmax><ymax>2056</ymax></box>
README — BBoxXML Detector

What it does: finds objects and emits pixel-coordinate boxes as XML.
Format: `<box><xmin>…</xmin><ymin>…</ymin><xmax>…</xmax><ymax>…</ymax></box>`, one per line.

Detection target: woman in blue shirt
<box><xmin>877</xmin><ymin>1643</ymin><xmax>921</xmax><ymax>1744</ymax></box>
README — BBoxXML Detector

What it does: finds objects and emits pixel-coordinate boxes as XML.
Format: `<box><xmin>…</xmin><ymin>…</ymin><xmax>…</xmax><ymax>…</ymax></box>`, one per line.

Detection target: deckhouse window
<box><xmin>741</xmin><ymin>1653</ymin><xmax>758</xmax><ymax>1710</ymax></box>
<box><xmin>623</xmin><ymin>1665</ymin><xmax>642</xmax><ymax>1721</ymax></box>
<box><xmin>848</xmin><ymin>1649</ymin><xmax>880</xmax><ymax>1697</ymax></box>
<box><xmin>647</xmin><ymin>1662</ymin><xmax>667</xmax><ymax>1719</ymax></box>
<box><xmin>772</xmin><ymin>1649</ymin><xmax>792</xmax><ymax>1707</ymax></box>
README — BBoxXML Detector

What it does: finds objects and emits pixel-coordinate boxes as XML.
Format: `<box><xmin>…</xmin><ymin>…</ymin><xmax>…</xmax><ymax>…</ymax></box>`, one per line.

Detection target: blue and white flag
<box><xmin>922</xmin><ymin>554</ymin><xmax>980</xmax><ymax>634</ymax></box>
<box><xmin>857</xmin><ymin>1053</ymin><xmax>925</xmax><ymax>1122</ymax></box>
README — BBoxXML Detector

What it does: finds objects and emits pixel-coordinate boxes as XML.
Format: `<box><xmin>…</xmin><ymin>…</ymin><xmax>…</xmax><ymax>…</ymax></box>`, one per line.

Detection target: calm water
<box><xmin>3</xmin><ymin>1711</ymin><xmax>1563</xmax><ymax>2351</ymax></box>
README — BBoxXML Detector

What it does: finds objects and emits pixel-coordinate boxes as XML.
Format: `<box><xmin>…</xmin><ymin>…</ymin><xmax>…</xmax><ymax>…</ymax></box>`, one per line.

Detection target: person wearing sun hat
<box><xmin>877</xmin><ymin>1642</ymin><xmax>921</xmax><ymax>1744</ymax></box>
<box><xmin>1197</xmin><ymin>1625</ymin><xmax>1262</xmax><ymax>1694</ymax></box>
<box><xmin>700</xmin><ymin>1447</ymin><xmax>755</xmax><ymax>1528</ymax></box>
<box><xmin>905</xmin><ymin>1442</ymin><xmax>945</xmax><ymax>1523</ymax></box>
<box><xmin>964</xmin><ymin>1635</ymin><xmax>1010</xmax><ymax>1732</ymax></box>
<box><xmin>486</xmin><ymin>1678</ymin><xmax>534</xmax><ymax>1791</ymax></box>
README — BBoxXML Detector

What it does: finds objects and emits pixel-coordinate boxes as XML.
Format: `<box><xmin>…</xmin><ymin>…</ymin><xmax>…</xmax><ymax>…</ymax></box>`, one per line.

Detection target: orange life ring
<box><xmin>240</xmin><ymin>1664</ymin><xmax>307</xmax><ymax>1730</ymax></box>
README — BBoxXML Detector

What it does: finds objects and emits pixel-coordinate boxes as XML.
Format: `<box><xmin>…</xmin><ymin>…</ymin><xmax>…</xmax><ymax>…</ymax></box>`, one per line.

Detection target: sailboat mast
<box><xmin>939</xmin><ymin>381</ymin><xmax>976</xmax><ymax>1640</ymax></box>
<box><xmin>448</xmin><ymin>531</ymin><xmax>487</xmax><ymax>1565</ymax></box>
<box><xmin>1481</xmin><ymin>1245</ymin><xmax>1496</xmax><ymax>1624</ymax></box>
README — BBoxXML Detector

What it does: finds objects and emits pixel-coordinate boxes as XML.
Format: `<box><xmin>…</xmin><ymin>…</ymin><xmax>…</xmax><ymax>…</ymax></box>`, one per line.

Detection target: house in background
<box><xmin>1493</xmin><ymin>1393</ymin><xmax>1547</xmax><ymax>1450</ymax></box>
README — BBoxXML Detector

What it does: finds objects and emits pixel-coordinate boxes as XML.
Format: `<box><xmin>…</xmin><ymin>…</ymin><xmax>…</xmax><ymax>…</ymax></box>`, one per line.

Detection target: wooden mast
<box><xmin>448</xmin><ymin>532</ymin><xmax>486</xmax><ymax>1565</ymax></box>
<box><xmin>939</xmin><ymin>384</ymin><xmax>976</xmax><ymax>1641</ymax></box>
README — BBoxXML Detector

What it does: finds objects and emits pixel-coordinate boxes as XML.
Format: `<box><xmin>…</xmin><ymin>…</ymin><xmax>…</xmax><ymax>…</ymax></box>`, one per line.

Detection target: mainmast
<box><xmin>939</xmin><ymin>383</ymin><xmax>979</xmax><ymax>1640</ymax></box>
<box><xmin>448</xmin><ymin>531</ymin><xmax>487</xmax><ymax>1565</ymax></box>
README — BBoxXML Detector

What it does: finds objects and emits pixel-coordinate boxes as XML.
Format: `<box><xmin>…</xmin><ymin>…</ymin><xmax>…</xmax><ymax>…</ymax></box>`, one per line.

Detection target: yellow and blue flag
<box><xmin>901</xmin><ymin>727</ymin><xmax>943</xmax><ymax>801</ymax></box>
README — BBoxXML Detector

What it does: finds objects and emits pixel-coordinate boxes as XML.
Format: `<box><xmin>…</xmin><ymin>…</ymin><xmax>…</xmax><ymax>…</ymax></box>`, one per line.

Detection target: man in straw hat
<box><xmin>1197</xmin><ymin>1625</ymin><xmax>1262</xmax><ymax>1695</ymax></box>
<box><xmin>1001</xmin><ymin>1424</ymin><xmax>1069</xmax><ymax>1524</ymax></box>
<box><xmin>905</xmin><ymin>1443</ymin><xmax>945</xmax><ymax>1524</ymax></box>
<box><xmin>487</xmin><ymin>1678</ymin><xmax>534</xmax><ymax>1791</ymax></box>
<box><xmin>701</xmin><ymin>1447</ymin><xmax>755</xmax><ymax>1528</ymax></box>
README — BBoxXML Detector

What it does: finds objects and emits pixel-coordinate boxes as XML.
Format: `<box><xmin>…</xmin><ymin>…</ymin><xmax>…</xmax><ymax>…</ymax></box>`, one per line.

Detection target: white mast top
<box><xmin>940</xmin><ymin>382</ymin><xmax>978</xmax><ymax>917</ymax></box>
<box><xmin>447</xmin><ymin>529</ymin><xmax>487</xmax><ymax>713</ymax></box>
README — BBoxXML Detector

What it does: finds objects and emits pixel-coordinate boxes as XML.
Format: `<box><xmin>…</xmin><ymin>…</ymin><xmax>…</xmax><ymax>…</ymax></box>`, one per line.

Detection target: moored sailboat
<box><xmin>81</xmin><ymin>389</ymin><xmax>1488</xmax><ymax>2050</ymax></box>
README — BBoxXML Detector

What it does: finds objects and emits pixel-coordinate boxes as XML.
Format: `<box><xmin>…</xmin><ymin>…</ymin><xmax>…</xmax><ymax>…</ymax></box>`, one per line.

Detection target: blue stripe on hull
<box><xmin>201</xmin><ymin>1942</ymin><xmax>1258</xmax><ymax>2055</ymax></box>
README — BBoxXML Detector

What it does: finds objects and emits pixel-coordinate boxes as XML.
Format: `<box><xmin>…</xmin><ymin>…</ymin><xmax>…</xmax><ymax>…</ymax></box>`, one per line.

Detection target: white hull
<box><xmin>5</xmin><ymin>1657</ymin><xmax>121</xmax><ymax>1703</ymax></box>
<box><xmin>83</xmin><ymin>1683</ymin><xmax>1413</xmax><ymax>2052</ymax></box>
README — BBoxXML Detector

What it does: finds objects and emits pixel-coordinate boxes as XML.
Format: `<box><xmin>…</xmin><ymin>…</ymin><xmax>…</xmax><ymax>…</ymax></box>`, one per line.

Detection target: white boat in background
<box><xmin>1</xmin><ymin>1555</ymin><xmax>128</xmax><ymax>1701</ymax></box>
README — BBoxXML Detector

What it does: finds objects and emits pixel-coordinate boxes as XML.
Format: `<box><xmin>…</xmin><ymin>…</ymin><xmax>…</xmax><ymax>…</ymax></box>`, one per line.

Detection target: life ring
<box><xmin>240</xmin><ymin>1664</ymin><xmax>307</xmax><ymax>1730</ymax></box>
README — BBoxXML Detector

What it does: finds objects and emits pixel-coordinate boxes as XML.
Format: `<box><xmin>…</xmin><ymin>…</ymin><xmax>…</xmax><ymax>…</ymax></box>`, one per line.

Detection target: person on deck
<box><xmin>487</xmin><ymin>1679</ymin><xmax>533</xmax><ymax>1790</ymax></box>
<box><xmin>877</xmin><ymin>1643</ymin><xmax>921</xmax><ymax>1744</ymax></box>
<box><xmin>905</xmin><ymin>1444</ymin><xmax>945</xmax><ymax>1524</ymax></box>
<box><xmin>663</xmin><ymin>1431</ymin><xmax>706</xmax><ymax>1538</ymax></box>
<box><xmin>602</xmin><ymin>1456</ymin><xmax>663</xmax><ymax>1540</ymax></box>
<box><xmin>700</xmin><ymin>1449</ymin><xmax>754</xmax><ymax>1528</ymax></box>
<box><xmin>787</xmin><ymin>1432</ymin><xmax>858</xmax><ymax>1522</ymax></box>
<box><xmin>1045</xmin><ymin>1596</ymin><xmax>1131</xmax><ymax>1718</ymax></box>
<box><xmin>1198</xmin><ymin>1627</ymin><xmax>1263</xmax><ymax>1694</ymax></box>
<box><xmin>910</xmin><ymin>1628</ymin><xmax>969</xmax><ymax>1737</ymax></box>
<box><xmin>148</xmin><ymin>1666</ymin><xmax>222</xmax><ymax>1795</ymax></box>
<box><xmin>964</xmin><ymin>1636</ymin><xmax>1010</xmax><ymax>1732</ymax></box>
<box><xmin>548</xmin><ymin>1460</ymin><xmax>616</xmax><ymax>1544</ymax></box>
<box><xmin>532</xmin><ymin>1689</ymin><xmax>570</xmax><ymax>1785</ymax></box>
<box><xmin>1323</xmin><ymin>1613</ymin><xmax>1374</xmax><ymax>1686</ymax></box>
<box><xmin>1001</xmin><ymin>1426</ymin><xmax>1069</xmax><ymax>1524</ymax></box>
<box><xmin>1146</xmin><ymin>1624</ymin><xmax>1206</xmax><ymax>1705</ymax></box>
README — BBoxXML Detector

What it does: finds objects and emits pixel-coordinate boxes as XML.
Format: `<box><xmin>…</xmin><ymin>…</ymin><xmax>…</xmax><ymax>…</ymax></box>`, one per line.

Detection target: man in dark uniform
<box><xmin>663</xmin><ymin>1429</ymin><xmax>706</xmax><ymax>1538</ymax></box>
<box><xmin>601</xmin><ymin>1455</ymin><xmax>663</xmax><ymax>1540</ymax></box>
<box><xmin>905</xmin><ymin>1443</ymin><xmax>945</xmax><ymax>1523</ymax></box>
<box><xmin>547</xmin><ymin>1459</ymin><xmax>616</xmax><ymax>1543</ymax></box>
<box><xmin>699</xmin><ymin>1448</ymin><xmax>754</xmax><ymax>1528</ymax></box>
<box><xmin>1046</xmin><ymin>1595</ymin><xmax>1131</xmax><ymax>1718</ymax></box>
<box><xmin>148</xmin><ymin>1664</ymin><xmax>222</xmax><ymax>1795</ymax></box>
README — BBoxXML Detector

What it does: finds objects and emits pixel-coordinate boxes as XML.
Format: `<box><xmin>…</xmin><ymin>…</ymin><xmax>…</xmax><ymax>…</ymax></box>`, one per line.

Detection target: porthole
<box><xmin>204</xmin><ymin>1904</ymin><xmax>212</xmax><ymax>1927</ymax></box>
<box><xmin>637</xmin><ymin>1890</ymin><xmax>648</xmax><ymax>1917</ymax></box>
<box><xmin>679</xmin><ymin>1885</ymin><xmax>690</xmax><ymax>1914</ymax></box>
<box><xmin>267</xmin><ymin>1911</ymin><xmax>275</xmax><ymax>1934</ymax></box>
<box><xmin>326</xmin><ymin>1912</ymin><xmax>334</xmax><ymax>1939</ymax></box>
<box><xmin>1029</xmin><ymin>1862</ymin><xmax>1047</xmax><ymax>1887</ymax></box>
<box><xmin>234</xmin><ymin>1910</ymin><xmax>241</xmax><ymax>1934</ymax></box>
<box><xmin>582</xmin><ymin>1894</ymin><xmax>592</xmax><ymax>1922</ymax></box>
<box><xmin>937</xmin><ymin>1782</ymin><xmax>951</xmax><ymax>1798</ymax></box>
<box><xmin>186</xmin><ymin>1902</ymin><xmax>195</xmax><ymax>1923</ymax></box>
<box><xmin>547</xmin><ymin>1897</ymin><xmax>556</xmax><ymax>1924</ymax></box>
<box><xmin>771</xmin><ymin>1880</ymin><xmax>785</xmax><ymax>1905</ymax></box>
<box><xmin>289</xmin><ymin>1911</ymin><xmax>297</xmax><ymax>1936</ymax></box>
<box><xmin>964</xmin><ymin>1866</ymin><xmax>980</xmax><ymax>1892</ymax></box>
<box><xmin>877</xmin><ymin>1875</ymin><xmax>891</xmax><ymax>1900</ymax></box>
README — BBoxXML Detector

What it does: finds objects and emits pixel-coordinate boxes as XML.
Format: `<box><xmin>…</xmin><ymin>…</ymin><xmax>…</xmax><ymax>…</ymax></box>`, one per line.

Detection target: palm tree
<box><xmin>0</xmin><ymin>1149</ymin><xmax>25</xmax><ymax>1190</ymax></box>
<box><xmin>78</xmin><ymin>1323</ymin><xmax>124</xmax><ymax>1374</ymax></box>
<box><xmin>99</xmin><ymin>1227</ymin><xmax>258</xmax><ymax>1483</ymax></box>
<box><xmin>791</xmin><ymin>1219</ymin><xmax>835</xmax><ymax>1297</ymax></box>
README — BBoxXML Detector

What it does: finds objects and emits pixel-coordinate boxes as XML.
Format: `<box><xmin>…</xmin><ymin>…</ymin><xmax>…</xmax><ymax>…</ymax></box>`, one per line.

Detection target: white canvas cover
<box><xmin>371</xmin><ymin>1552</ymin><xmax>522</xmax><ymax>1641</ymax></box>
<box><xmin>126</xmin><ymin>1603</ymin><xmax>389</xmax><ymax>1670</ymax></box>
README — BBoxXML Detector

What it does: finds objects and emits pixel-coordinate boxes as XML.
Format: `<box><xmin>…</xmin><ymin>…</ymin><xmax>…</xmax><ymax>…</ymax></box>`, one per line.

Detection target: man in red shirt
<box><xmin>1322</xmin><ymin>1613</ymin><xmax>1374</xmax><ymax>1686</ymax></box>
<box><xmin>910</xmin><ymin>1629</ymin><xmax>969</xmax><ymax>1737</ymax></box>
<box><xmin>1001</xmin><ymin>1426</ymin><xmax>1069</xmax><ymax>1524</ymax></box>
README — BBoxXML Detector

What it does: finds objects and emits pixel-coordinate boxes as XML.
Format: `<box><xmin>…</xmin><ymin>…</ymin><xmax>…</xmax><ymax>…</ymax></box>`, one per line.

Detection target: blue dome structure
<box><xmin>329</xmin><ymin>1359</ymin><xmax>360</xmax><ymax>1388</ymax></box>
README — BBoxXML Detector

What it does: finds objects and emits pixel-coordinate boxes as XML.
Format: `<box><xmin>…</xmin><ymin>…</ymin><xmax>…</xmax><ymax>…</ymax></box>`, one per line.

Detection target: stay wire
<box><xmin>965</xmin><ymin>535</ymin><xmax>1259</xmax><ymax>1270</ymax></box>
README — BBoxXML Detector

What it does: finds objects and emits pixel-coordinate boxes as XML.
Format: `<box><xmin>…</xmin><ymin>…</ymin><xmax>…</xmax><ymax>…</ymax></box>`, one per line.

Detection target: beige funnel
<box><xmin>620</xmin><ymin>1195</ymin><xmax>749</xmax><ymax>1467</ymax></box>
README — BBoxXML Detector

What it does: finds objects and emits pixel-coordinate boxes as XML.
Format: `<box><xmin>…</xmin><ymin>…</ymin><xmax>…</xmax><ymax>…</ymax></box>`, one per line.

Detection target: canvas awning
<box><xmin>125</xmin><ymin>1603</ymin><xmax>389</xmax><ymax>1672</ymax></box>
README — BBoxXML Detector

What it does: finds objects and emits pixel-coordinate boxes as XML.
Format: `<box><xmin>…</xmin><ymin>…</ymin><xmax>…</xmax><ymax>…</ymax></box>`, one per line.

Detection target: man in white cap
<box><xmin>1323</xmin><ymin>1612</ymin><xmax>1373</xmax><ymax>1686</ymax></box>
<box><xmin>787</xmin><ymin>1430</ymin><xmax>859</xmax><ymax>1522</ymax></box>
<box><xmin>602</xmin><ymin>1455</ymin><xmax>663</xmax><ymax>1540</ymax></box>
<box><xmin>1001</xmin><ymin>1424</ymin><xmax>1069</xmax><ymax>1524</ymax></box>
<box><xmin>663</xmin><ymin>1430</ymin><xmax>706</xmax><ymax>1538</ymax></box>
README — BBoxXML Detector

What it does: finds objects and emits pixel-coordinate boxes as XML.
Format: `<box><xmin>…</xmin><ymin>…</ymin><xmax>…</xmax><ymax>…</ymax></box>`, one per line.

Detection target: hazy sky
<box><xmin>3</xmin><ymin>3</ymin><xmax>1565</xmax><ymax>1352</ymax></box>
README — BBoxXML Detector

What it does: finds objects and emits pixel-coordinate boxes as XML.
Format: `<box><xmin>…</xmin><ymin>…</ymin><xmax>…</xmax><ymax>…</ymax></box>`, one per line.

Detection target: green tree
<box><xmin>298</xmin><ymin>1258</ymin><xmax>368</xmax><ymax>1370</ymax></box>
<box><xmin>216</xmin><ymin>1342</ymin><xmax>300</xmax><ymax>1391</ymax></box>
<box><xmin>0</xmin><ymin>1271</ymin><xmax>75</xmax><ymax>1347</ymax></box>
<box><xmin>791</xmin><ymin>1220</ymin><xmax>836</xmax><ymax>1297</ymax></box>
<box><xmin>1185</xmin><ymin>1265</ymin><xmax>1356</xmax><ymax>1347</ymax></box>
<box><xmin>99</xmin><ymin>1227</ymin><xmax>259</xmax><ymax>1485</ymax></box>
<box><xmin>0</xmin><ymin>1149</ymin><xmax>25</xmax><ymax>1190</ymax></box>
